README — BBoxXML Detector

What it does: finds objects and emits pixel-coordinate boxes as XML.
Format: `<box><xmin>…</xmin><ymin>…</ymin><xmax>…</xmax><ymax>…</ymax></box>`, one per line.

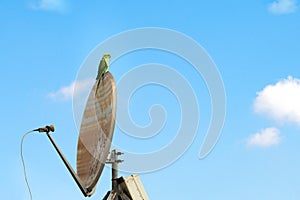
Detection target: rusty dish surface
<box><xmin>76</xmin><ymin>72</ymin><xmax>116</xmax><ymax>194</ymax></box>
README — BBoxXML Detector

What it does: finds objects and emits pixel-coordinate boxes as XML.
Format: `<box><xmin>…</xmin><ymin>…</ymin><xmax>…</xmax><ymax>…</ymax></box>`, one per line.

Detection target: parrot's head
<box><xmin>103</xmin><ymin>54</ymin><xmax>111</xmax><ymax>66</ymax></box>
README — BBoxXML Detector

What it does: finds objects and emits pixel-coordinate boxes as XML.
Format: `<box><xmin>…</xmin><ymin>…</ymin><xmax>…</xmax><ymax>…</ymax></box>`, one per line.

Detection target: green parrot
<box><xmin>95</xmin><ymin>54</ymin><xmax>111</xmax><ymax>94</ymax></box>
<box><xmin>96</xmin><ymin>54</ymin><xmax>111</xmax><ymax>80</ymax></box>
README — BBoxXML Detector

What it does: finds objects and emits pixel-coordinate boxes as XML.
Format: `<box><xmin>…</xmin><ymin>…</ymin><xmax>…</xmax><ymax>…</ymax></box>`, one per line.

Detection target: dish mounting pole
<box><xmin>106</xmin><ymin>149</ymin><xmax>124</xmax><ymax>192</ymax></box>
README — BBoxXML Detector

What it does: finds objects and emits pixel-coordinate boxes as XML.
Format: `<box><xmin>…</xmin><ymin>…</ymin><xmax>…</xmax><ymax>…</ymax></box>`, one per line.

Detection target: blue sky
<box><xmin>1</xmin><ymin>0</ymin><xmax>300</xmax><ymax>199</ymax></box>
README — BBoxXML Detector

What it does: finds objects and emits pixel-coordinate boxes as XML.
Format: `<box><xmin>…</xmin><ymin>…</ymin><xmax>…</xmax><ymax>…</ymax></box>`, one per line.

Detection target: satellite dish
<box><xmin>76</xmin><ymin>72</ymin><xmax>117</xmax><ymax>195</ymax></box>
<box><xmin>26</xmin><ymin>66</ymin><xmax>149</xmax><ymax>199</ymax></box>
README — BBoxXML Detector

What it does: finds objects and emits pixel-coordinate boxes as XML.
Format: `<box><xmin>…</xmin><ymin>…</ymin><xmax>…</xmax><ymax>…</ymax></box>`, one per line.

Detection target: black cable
<box><xmin>21</xmin><ymin>130</ymin><xmax>34</xmax><ymax>200</ymax></box>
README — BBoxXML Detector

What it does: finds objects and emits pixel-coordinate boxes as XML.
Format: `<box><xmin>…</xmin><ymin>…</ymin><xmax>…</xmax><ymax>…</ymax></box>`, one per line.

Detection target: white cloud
<box><xmin>268</xmin><ymin>0</ymin><xmax>298</xmax><ymax>15</ymax></box>
<box><xmin>48</xmin><ymin>79</ymin><xmax>93</xmax><ymax>101</ymax></box>
<box><xmin>254</xmin><ymin>76</ymin><xmax>300</xmax><ymax>126</ymax></box>
<box><xmin>29</xmin><ymin>0</ymin><xmax>67</xmax><ymax>12</ymax></box>
<box><xmin>247</xmin><ymin>127</ymin><xmax>281</xmax><ymax>147</ymax></box>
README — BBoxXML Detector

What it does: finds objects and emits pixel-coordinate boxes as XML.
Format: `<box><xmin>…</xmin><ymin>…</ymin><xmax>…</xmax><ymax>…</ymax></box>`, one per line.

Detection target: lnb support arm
<box><xmin>46</xmin><ymin>132</ymin><xmax>90</xmax><ymax>197</ymax></box>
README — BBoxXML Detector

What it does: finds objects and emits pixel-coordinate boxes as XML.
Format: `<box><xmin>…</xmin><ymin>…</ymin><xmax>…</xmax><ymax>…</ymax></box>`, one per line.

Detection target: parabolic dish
<box><xmin>76</xmin><ymin>72</ymin><xmax>117</xmax><ymax>195</ymax></box>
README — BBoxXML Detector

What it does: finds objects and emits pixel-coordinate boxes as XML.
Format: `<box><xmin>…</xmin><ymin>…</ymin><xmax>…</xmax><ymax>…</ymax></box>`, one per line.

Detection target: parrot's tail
<box><xmin>95</xmin><ymin>78</ymin><xmax>102</xmax><ymax>96</ymax></box>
